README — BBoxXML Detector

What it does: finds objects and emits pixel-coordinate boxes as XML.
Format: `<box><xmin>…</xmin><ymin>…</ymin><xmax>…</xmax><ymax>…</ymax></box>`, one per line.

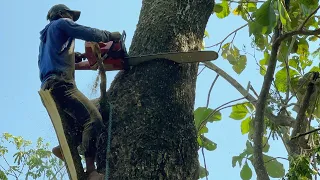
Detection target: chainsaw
<box><xmin>75</xmin><ymin>31</ymin><xmax>219</xmax><ymax>71</ymax></box>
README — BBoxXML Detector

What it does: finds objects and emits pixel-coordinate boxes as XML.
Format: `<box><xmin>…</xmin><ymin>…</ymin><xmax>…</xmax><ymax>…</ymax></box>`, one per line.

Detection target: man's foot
<box><xmin>88</xmin><ymin>171</ymin><xmax>104</xmax><ymax>180</ymax></box>
<box><xmin>52</xmin><ymin>145</ymin><xmax>64</xmax><ymax>161</ymax></box>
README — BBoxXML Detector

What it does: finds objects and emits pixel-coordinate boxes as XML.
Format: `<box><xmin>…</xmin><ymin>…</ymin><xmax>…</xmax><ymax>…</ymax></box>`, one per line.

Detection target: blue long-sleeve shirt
<box><xmin>38</xmin><ymin>18</ymin><xmax>111</xmax><ymax>87</ymax></box>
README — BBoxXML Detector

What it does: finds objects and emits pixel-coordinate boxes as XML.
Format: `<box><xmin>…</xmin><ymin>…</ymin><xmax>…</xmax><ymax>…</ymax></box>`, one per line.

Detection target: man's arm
<box><xmin>56</xmin><ymin>18</ymin><xmax>112</xmax><ymax>42</ymax></box>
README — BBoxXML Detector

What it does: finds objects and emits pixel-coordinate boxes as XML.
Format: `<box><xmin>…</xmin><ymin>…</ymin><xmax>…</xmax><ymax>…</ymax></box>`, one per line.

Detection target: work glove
<box><xmin>110</xmin><ymin>31</ymin><xmax>121</xmax><ymax>42</ymax></box>
<box><xmin>75</xmin><ymin>52</ymin><xmax>86</xmax><ymax>63</ymax></box>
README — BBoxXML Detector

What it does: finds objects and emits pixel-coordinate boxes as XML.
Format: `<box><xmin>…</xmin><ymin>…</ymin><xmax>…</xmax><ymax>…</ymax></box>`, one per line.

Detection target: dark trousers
<box><xmin>41</xmin><ymin>75</ymin><xmax>104</xmax><ymax>158</ymax></box>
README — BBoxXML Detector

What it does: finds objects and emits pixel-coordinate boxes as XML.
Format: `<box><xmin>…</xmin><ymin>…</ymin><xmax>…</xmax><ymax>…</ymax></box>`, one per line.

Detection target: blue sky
<box><xmin>0</xmin><ymin>0</ymin><xmax>295</xmax><ymax>179</ymax></box>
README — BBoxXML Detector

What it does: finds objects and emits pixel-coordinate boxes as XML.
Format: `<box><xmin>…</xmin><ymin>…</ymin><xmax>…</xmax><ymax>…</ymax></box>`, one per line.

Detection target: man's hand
<box><xmin>75</xmin><ymin>52</ymin><xmax>86</xmax><ymax>63</ymax></box>
<box><xmin>110</xmin><ymin>32</ymin><xmax>121</xmax><ymax>42</ymax></box>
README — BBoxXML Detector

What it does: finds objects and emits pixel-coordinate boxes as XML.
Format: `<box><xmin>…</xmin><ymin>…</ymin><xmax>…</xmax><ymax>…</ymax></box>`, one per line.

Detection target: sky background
<box><xmin>0</xmin><ymin>0</ymin><xmax>312</xmax><ymax>179</ymax></box>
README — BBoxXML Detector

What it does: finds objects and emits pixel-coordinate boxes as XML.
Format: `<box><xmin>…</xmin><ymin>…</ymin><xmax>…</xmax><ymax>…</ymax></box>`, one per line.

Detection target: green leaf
<box><xmin>297</xmin><ymin>38</ymin><xmax>309</xmax><ymax>56</ymax></box>
<box><xmin>0</xmin><ymin>170</ymin><xmax>7</xmax><ymax>180</ymax></box>
<box><xmin>263</xmin><ymin>154</ymin><xmax>285</xmax><ymax>178</ymax></box>
<box><xmin>3</xmin><ymin>132</ymin><xmax>12</xmax><ymax>141</ymax></box>
<box><xmin>245</xmin><ymin>140</ymin><xmax>253</xmax><ymax>154</ymax></box>
<box><xmin>194</xmin><ymin>107</ymin><xmax>222</xmax><ymax>131</ymax></box>
<box><xmin>310</xmin><ymin>66</ymin><xmax>320</xmax><ymax>72</ymax></box>
<box><xmin>233</xmin><ymin>55</ymin><xmax>247</xmax><ymax>74</ymax></box>
<box><xmin>232</xmin><ymin>151</ymin><xmax>246</xmax><ymax>167</ymax></box>
<box><xmin>244</xmin><ymin>102</ymin><xmax>255</xmax><ymax>112</ymax></box>
<box><xmin>213</xmin><ymin>4</ymin><xmax>223</xmax><ymax>13</ymax></box>
<box><xmin>262</xmin><ymin>136</ymin><xmax>270</xmax><ymax>153</ymax></box>
<box><xmin>204</xmin><ymin>30</ymin><xmax>210</xmax><ymax>38</ymax></box>
<box><xmin>254</xmin><ymin>34</ymin><xmax>266</xmax><ymax>50</ymax></box>
<box><xmin>227</xmin><ymin>54</ymin><xmax>237</xmax><ymax>65</ymax></box>
<box><xmin>274</xmin><ymin>67</ymin><xmax>299</xmax><ymax>92</ymax></box>
<box><xmin>308</xmin><ymin>36</ymin><xmax>318</xmax><ymax>42</ymax></box>
<box><xmin>277</xmin><ymin>0</ymin><xmax>291</xmax><ymax>28</ymax></box>
<box><xmin>240</xmin><ymin>162</ymin><xmax>252</xmax><ymax>180</ymax></box>
<box><xmin>254</xmin><ymin>0</ymin><xmax>276</xmax><ymax>27</ymax></box>
<box><xmin>215</xmin><ymin>1</ymin><xmax>230</xmax><ymax>19</ymax></box>
<box><xmin>229</xmin><ymin>104</ymin><xmax>248</xmax><ymax>120</ymax></box>
<box><xmin>233</xmin><ymin>5</ymin><xmax>242</xmax><ymax>15</ymax></box>
<box><xmin>199</xmin><ymin>165</ymin><xmax>209</xmax><ymax>178</ymax></box>
<box><xmin>241</xmin><ymin>117</ymin><xmax>251</xmax><ymax>135</ymax></box>
<box><xmin>0</xmin><ymin>146</ymin><xmax>8</xmax><ymax>156</ymax></box>
<box><xmin>201</xmin><ymin>135</ymin><xmax>217</xmax><ymax>151</ymax></box>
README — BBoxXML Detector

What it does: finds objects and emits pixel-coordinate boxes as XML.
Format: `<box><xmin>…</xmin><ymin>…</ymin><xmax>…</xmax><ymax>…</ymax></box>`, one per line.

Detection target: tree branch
<box><xmin>298</xmin><ymin>5</ymin><xmax>320</xmax><ymax>30</ymax></box>
<box><xmin>203</xmin><ymin>61</ymin><xmax>294</xmax><ymax>127</ymax></box>
<box><xmin>205</xmin><ymin>23</ymin><xmax>248</xmax><ymax>52</ymax></box>
<box><xmin>291</xmin><ymin>127</ymin><xmax>320</xmax><ymax>140</ymax></box>
<box><xmin>289</xmin><ymin>73</ymin><xmax>318</xmax><ymax>154</ymax></box>
<box><xmin>252</xmin><ymin>28</ymin><xmax>281</xmax><ymax>180</ymax></box>
<box><xmin>206</xmin><ymin>75</ymin><xmax>220</xmax><ymax>107</ymax></box>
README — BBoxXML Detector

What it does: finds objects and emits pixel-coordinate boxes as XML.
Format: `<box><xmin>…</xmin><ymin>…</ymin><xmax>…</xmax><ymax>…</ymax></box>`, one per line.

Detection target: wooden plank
<box><xmin>38</xmin><ymin>89</ymin><xmax>78</xmax><ymax>180</ymax></box>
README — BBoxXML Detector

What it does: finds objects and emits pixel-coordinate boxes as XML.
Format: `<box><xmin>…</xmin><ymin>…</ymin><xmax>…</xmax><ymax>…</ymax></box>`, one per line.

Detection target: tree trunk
<box><xmin>95</xmin><ymin>0</ymin><xmax>215</xmax><ymax>179</ymax></box>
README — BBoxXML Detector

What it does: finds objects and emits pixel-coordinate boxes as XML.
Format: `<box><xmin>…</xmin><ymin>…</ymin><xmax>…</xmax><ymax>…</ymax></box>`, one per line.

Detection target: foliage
<box><xmin>197</xmin><ymin>0</ymin><xmax>320</xmax><ymax>179</ymax></box>
<box><xmin>0</xmin><ymin>132</ymin><xmax>66</xmax><ymax>180</ymax></box>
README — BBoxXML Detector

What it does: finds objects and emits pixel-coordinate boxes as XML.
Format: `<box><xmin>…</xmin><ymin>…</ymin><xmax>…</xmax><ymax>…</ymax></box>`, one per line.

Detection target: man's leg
<box><xmin>45</xmin><ymin>77</ymin><xmax>105</xmax><ymax>176</ymax></box>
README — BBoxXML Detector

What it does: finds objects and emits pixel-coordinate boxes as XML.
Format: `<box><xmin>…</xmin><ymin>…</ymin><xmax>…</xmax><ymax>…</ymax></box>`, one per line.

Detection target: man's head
<box><xmin>47</xmin><ymin>4</ymin><xmax>81</xmax><ymax>22</ymax></box>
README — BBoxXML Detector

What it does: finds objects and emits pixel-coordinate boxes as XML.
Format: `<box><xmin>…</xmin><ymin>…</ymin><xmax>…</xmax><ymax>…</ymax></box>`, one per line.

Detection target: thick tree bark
<box><xmin>94</xmin><ymin>0</ymin><xmax>215</xmax><ymax>179</ymax></box>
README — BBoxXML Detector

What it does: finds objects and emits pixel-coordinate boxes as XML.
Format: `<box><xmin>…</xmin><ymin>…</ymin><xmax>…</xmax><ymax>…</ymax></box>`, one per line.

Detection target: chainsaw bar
<box><xmin>125</xmin><ymin>50</ymin><xmax>218</xmax><ymax>66</ymax></box>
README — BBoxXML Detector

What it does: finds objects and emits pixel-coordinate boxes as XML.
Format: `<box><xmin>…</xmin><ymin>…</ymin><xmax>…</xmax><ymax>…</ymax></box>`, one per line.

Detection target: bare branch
<box><xmin>298</xmin><ymin>5</ymin><xmax>320</xmax><ymax>30</ymax></box>
<box><xmin>201</xmin><ymin>147</ymin><xmax>209</xmax><ymax>180</ymax></box>
<box><xmin>206</xmin><ymin>75</ymin><xmax>220</xmax><ymax>107</ymax></box>
<box><xmin>276</xmin><ymin>28</ymin><xmax>320</xmax><ymax>45</ymax></box>
<box><xmin>252</xmin><ymin>14</ymin><xmax>283</xmax><ymax>179</ymax></box>
<box><xmin>291</xmin><ymin>128</ymin><xmax>320</xmax><ymax>140</ymax></box>
<box><xmin>197</xmin><ymin>66</ymin><xmax>206</xmax><ymax>76</ymax></box>
<box><xmin>264</xmin><ymin>157</ymin><xmax>289</xmax><ymax>164</ymax></box>
<box><xmin>205</xmin><ymin>24</ymin><xmax>248</xmax><ymax>52</ymax></box>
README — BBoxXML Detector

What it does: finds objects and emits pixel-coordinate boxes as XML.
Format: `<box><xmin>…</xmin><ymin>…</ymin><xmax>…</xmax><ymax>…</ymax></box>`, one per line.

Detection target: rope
<box><xmin>105</xmin><ymin>102</ymin><xmax>113</xmax><ymax>180</ymax></box>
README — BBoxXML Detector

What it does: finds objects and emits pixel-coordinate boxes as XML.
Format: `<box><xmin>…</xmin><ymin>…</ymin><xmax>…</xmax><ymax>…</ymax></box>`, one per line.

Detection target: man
<box><xmin>38</xmin><ymin>4</ymin><xmax>120</xmax><ymax>179</ymax></box>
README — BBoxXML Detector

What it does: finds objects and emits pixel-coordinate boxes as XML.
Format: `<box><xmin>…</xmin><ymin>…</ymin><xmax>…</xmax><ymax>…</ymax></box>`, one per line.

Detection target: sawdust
<box><xmin>90</xmin><ymin>72</ymin><xmax>100</xmax><ymax>97</ymax></box>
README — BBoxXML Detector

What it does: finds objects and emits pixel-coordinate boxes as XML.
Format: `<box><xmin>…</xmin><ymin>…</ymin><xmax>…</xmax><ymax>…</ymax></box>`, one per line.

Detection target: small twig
<box><xmin>205</xmin><ymin>24</ymin><xmax>248</xmax><ymax>52</ymax></box>
<box><xmin>291</xmin><ymin>128</ymin><xmax>320</xmax><ymax>140</ymax></box>
<box><xmin>198</xmin><ymin>97</ymin><xmax>248</xmax><ymax>132</ymax></box>
<box><xmin>2</xmin><ymin>156</ymin><xmax>18</xmax><ymax>178</ymax></box>
<box><xmin>263</xmin><ymin>131</ymin><xmax>272</xmax><ymax>149</ymax></box>
<box><xmin>280</xmin><ymin>103</ymin><xmax>298</xmax><ymax>108</ymax></box>
<box><xmin>201</xmin><ymin>147</ymin><xmax>209</xmax><ymax>180</ymax></box>
<box><xmin>197</xmin><ymin>66</ymin><xmax>206</xmax><ymax>76</ymax></box>
<box><xmin>298</xmin><ymin>5</ymin><xmax>320</xmax><ymax>30</ymax></box>
<box><xmin>50</xmin><ymin>164</ymin><xmax>66</xmax><ymax>180</ymax></box>
<box><xmin>250</xmin><ymin>86</ymin><xmax>259</xmax><ymax>98</ymax></box>
<box><xmin>206</xmin><ymin>75</ymin><xmax>220</xmax><ymax>107</ymax></box>
<box><xmin>264</xmin><ymin>157</ymin><xmax>289</xmax><ymax>164</ymax></box>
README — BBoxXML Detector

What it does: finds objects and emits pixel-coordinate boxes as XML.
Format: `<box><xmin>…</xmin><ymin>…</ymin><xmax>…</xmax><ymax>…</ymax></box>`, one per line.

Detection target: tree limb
<box><xmin>252</xmin><ymin>26</ymin><xmax>281</xmax><ymax>180</ymax></box>
<box><xmin>206</xmin><ymin>74</ymin><xmax>220</xmax><ymax>107</ymax></box>
<box><xmin>291</xmin><ymin>127</ymin><xmax>320</xmax><ymax>140</ymax></box>
<box><xmin>289</xmin><ymin>73</ymin><xmax>318</xmax><ymax>154</ymax></box>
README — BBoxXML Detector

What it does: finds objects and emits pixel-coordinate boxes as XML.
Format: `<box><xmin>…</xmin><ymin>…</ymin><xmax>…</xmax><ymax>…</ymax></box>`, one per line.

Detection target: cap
<box><xmin>47</xmin><ymin>4</ymin><xmax>81</xmax><ymax>21</ymax></box>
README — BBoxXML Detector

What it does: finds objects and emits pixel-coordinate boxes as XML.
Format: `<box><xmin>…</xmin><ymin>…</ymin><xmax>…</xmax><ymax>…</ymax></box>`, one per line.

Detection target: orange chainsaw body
<box><xmin>75</xmin><ymin>31</ymin><xmax>128</xmax><ymax>71</ymax></box>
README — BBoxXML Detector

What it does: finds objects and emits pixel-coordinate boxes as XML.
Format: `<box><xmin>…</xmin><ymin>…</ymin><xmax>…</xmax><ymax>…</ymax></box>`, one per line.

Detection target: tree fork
<box><xmin>95</xmin><ymin>0</ymin><xmax>215</xmax><ymax>179</ymax></box>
